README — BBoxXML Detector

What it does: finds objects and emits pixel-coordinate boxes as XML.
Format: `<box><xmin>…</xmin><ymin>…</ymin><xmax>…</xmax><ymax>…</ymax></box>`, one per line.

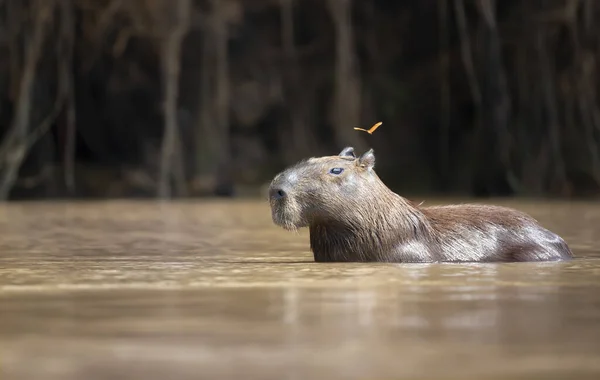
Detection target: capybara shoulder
<box><xmin>268</xmin><ymin>147</ymin><xmax>574</xmax><ymax>263</ymax></box>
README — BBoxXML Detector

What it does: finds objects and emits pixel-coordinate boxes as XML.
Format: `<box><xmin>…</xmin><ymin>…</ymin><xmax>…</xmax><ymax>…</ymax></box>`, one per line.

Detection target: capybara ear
<box><xmin>339</xmin><ymin>146</ymin><xmax>356</xmax><ymax>158</ymax></box>
<box><xmin>358</xmin><ymin>149</ymin><xmax>375</xmax><ymax>169</ymax></box>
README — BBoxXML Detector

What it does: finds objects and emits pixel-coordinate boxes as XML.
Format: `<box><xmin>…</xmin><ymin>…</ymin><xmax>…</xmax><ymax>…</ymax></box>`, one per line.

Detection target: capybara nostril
<box><xmin>270</xmin><ymin>187</ymin><xmax>286</xmax><ymax>201</ymax></box>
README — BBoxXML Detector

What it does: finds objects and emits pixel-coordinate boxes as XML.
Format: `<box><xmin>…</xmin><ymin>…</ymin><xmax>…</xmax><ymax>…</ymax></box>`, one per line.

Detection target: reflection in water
<box><xmin>0</xmin><ymin>199</ymin><xmax>600</xmax><ymax>379</ymax></box>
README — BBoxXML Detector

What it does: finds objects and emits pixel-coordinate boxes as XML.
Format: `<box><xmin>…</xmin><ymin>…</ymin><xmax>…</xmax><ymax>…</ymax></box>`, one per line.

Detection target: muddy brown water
<box><xmin>1</xmin><ymin>199</ymin><xmax>599</xmax><ymax>380</ymax></box>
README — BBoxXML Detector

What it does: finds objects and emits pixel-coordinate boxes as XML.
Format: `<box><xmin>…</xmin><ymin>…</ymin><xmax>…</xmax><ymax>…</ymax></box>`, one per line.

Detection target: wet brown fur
<box><xmin>268</xmin><ymin>147</ymin><xmax>574</xmax><ymax>263</ymax></box>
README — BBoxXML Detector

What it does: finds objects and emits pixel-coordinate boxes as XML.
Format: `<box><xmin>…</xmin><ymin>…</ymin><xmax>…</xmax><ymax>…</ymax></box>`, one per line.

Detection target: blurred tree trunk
<box><xmin>6</xmin><ymin>0</ymin><xmax>23</xmax><ymax>102</ymax></box>
<box><xmin>438</xmin><ymin>0</ymin><xmax>450</xmax><ymax>187</ymax></box>
<box><xmin>279</xmin><ymin>0</ymin><xmax>312</xmax><ymax>163</ymax></box>
<box><xmin>326</xmin><ymin>0</ymin><xmax>366</xmax><ymax>152</ymax></box>
<box><xmin>535</xmin><ymin>26</ymin><xmax>566</xmax><ymax>192</ymax></box>
<box><xmin>195</xmin><ymin>27</ymin><xmax>216</xmax><ymax>181</ymax></box>
<box><xmin>568</xmin><ymin>0</ymin><xmax>600</xmax><ymax>186</ymax></box>
<box><xmin>157</xmin><ymin>0</ymin><xmax>190</xmax><ymax>199</ymax></box>
<box><xmin>213</xmin><ymin>0</ymin><xmax>232</xmax><ymax>192</ymax></box>
<box><xmin>473</xmin><ymin>0</ymin><xmax>516</xmax><ymax>195</ymax></box>
<box><xmin>58</xmin><ymin>0</ymin><xmax>77</xmax><ymax>194</ymax></box>
<box><xmin>0</xmin><ymin>0</ymin><xmax>53</xmax><ymax>200</ymax></box>
<box><xmin>193</xmin><ymin>0</ymin><xmax>232</xmax><ymax>195</ymax></box>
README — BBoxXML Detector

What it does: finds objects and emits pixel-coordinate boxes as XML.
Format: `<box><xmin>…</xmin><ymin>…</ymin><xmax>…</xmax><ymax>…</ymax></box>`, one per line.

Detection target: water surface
<box><xmin>1</xmin><ymin>199</ymin><xmax>599</xmax><ymax>379</ymax></box>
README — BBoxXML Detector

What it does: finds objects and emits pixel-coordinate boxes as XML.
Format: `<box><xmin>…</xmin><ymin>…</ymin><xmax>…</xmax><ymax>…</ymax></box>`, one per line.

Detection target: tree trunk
<box><xmin>157</xmin><ymin>0</ymin><xmax>190</xmax><ymax>199</ymax></box>
<box><xmin>59</xmin><ymin>0</ymin><xmax>77</xmax><ymax>194</ymax></box>
<box><xmin>535</xmin><ymin>28</ymin><xmax>566</xmax><ymax>192</ymax></box>
<box><xmin>193</xmin><ymin>0</ymin><xmax>232</xmax><ymax>195</ymax></box>
<box><xmin>195</xmin><ymin>26</ymin><xmax>216</xmax><ymax>179</ymax></box>
<box><xmin>279</xmin><ymin>0</ymin><xmax>312</xmax><ymax>163</ymax></box>
<box><xmin>474</xmin><ymin>0</ymin><xmax>516</xmax><ymax>195</ymax></box>
<box><xmin>0</xmin><ymin>0</ymin><xmax>53</xmax><ymax>200</ymax></box>
<box><xmin>212</xmin><ymin>0</ymin><xmax>231</xmax><ymax>189</ymax></box>
<box><xmin>326</xmin><ymin>0</ymin><xmax>365</xmax><ymax>151</ymax></box>
<box><xmin>438</xmin><ymin>0</ymin><xmax>450</xmax><ymax>187</ymax></box>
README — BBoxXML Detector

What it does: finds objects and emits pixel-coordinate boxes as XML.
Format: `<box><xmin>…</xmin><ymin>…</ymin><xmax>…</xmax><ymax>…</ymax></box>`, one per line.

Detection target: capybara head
<box><xmin>268</xmin><ymin>147</ymin><xmax>383</xmax><ymax>230</ymax></box>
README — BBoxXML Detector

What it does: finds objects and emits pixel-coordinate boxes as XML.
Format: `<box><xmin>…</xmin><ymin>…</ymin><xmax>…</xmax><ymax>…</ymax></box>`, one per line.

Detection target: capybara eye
<box><xmin>329</xmin><ymin>167</ymin><xmax>344</xmax><ymax>175</ymax></box>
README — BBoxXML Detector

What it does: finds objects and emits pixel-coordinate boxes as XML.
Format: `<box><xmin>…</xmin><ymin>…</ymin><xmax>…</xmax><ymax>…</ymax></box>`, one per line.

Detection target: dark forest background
<box><xmin>1</xmin><ymin>0</ymin><xmax>599</xmax><ymax>200</ymax></box>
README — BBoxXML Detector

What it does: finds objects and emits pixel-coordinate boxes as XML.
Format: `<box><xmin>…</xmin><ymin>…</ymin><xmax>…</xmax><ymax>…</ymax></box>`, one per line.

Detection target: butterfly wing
<box><xmin>367</xmin><ymin>122</ymin><xmax>382</xmax><ymax>133</ymax></box>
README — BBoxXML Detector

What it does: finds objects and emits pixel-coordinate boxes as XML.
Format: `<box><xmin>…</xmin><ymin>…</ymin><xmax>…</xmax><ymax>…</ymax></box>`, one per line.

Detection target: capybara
<box><xmin>268</xmin><ymin>147</ymin><xmax>573</xmax><ymax>263</ymax></box>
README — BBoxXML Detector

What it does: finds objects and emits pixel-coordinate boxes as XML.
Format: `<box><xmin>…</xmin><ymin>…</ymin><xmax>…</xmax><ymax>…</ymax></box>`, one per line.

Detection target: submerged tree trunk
<box><xmin>157</xmin><ymin>0</ymin><xmax>190</xmax><ymax>199</ymax></box>
<box><xmin>326</xmin><ymin>0</ymin><xmax>365</xmax><ymax>151</ymax></box>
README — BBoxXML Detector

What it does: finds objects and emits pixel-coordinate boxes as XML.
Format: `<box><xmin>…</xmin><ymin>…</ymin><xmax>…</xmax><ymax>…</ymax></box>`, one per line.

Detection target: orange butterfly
<box><xmin>353</xmin><ymin>121</ymin><xmax>382</xmax><ymax>135</ymax></box>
